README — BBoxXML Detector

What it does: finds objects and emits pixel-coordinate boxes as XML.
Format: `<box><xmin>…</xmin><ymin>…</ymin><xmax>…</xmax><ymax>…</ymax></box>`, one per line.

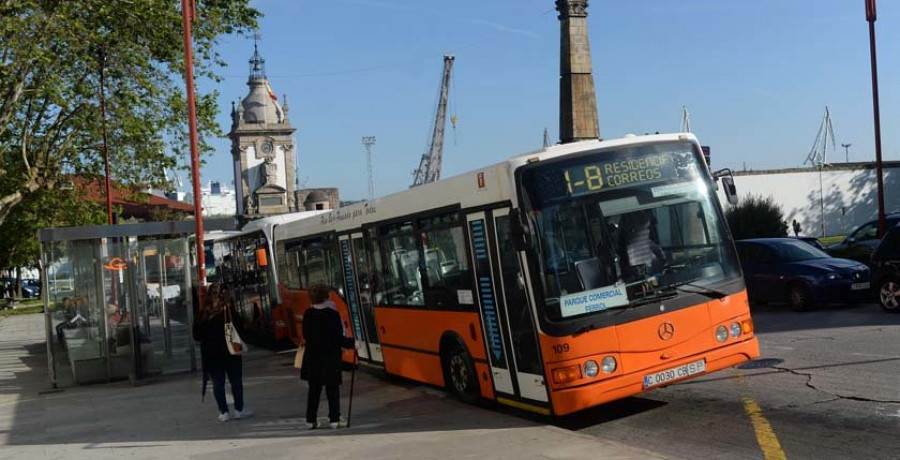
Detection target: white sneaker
<box><xmin>233</xmin><ymin>409</ymin><xmax>254</xmax><ymax>420</ymax></box>
<box><xmin>329</xmin><ymin>421</ymin><xmax>340</xmax><ymax>429</ymax></box>
<box><xmin>305</xmin><ymin>421</ymin><xmax>317</xmax><ymax>430</ymax></box>
<box><xmin>218</xmin><ymin>412</ymin><xmax>231</xmax><ymax>422</ymax></box>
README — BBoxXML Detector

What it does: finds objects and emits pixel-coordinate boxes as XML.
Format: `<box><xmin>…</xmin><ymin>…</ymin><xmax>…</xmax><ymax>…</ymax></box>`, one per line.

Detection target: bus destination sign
<box><xmin>562</xmin><ymin>151</ymin><xmax>683</xmax><ymax>197</ymax></box>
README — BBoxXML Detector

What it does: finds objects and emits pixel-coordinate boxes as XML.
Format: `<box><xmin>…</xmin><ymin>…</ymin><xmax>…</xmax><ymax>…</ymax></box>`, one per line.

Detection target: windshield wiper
<box><xmin>666</xmin><ymin>280</ymin><xmax>728</xmax><ymax>299</ymax></box>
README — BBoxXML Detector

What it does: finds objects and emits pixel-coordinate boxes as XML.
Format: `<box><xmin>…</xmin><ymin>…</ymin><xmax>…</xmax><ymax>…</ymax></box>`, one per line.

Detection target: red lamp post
<box><xmin>181</xmin><ymin>0</ymin><xmax>206</xmax><ymax>297</ymax></box>
<box><xmin>865</xmin><ymin>0</ymin><xmax>887</xmax><ymax>237</ymax></box>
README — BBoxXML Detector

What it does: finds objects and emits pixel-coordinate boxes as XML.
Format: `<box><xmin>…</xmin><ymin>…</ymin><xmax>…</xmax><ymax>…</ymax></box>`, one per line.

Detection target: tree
<box><xmin>725</xmin><ymin>194</ymin><xmax>789</xmax><ymax>240</ymax></box>
<box><xmin>0</xmin><ymin>0</ymin><xmax>260</xmax><ymax>225</ymax></box>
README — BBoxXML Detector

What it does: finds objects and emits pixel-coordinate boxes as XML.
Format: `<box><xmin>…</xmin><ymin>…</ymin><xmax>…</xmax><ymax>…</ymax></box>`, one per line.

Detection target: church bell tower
<box><xmin>230</xmin><ymin>37</ymin><xmax>298</xmax><ymax>217</ymax></box>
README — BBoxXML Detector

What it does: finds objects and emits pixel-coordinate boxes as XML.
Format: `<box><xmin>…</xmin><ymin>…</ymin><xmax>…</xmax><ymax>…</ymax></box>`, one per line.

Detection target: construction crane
<box><xmin>411</xmin><ymin>55</ymin><xmax>455</xmax><ymax>187</ymax></box>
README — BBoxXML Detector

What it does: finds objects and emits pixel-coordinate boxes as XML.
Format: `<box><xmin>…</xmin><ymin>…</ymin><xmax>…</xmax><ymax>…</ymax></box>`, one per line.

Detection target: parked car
<box><xmin>826</xmin><ymin>215</ymin><xmax>900</xmax><ymax>265</ymax></box>
<box><xmin>736</xmin><ymin>238</ymin><xmax>871</xmax><ymax>311</ymax></box>
<box><xmin>23</xmin><ymin>279</ymin><xmax>41</xmax><ymax>297</ymax></box>
<box><xmin>0</xmin><ymin>278</ymin><xmax>39</xmax><ymax>299</ymax></box>
<box><xmin>870</xmin><ymin>225</ymin><xmax>900</xmax><ymax>312</ymax></box>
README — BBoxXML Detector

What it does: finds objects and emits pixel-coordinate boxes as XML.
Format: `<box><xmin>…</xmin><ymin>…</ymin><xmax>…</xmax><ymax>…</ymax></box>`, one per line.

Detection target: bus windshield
<box><xmin>520</xmin><ymin>141</ymin><xmax>741</xmax><ymax>322</ymax></box>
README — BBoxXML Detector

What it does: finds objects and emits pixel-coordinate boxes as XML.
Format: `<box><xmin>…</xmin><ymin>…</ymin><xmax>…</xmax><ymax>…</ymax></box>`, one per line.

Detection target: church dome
<box><xmin>241</xmin><ymin>80</ymin><xmax>283</xmax><ymax>124</ymax></box>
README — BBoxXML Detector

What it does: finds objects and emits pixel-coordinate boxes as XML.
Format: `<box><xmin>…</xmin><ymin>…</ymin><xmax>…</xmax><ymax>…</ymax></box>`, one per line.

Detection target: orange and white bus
<box><xmin>265</xmin><ymin>133</ymin><xmax>758</xmax><ymax>416</ymax></box>
<box><xmin>204</xmin><ymin>212</ymin><xmax>325</xmax><ymax>345</ymax></box>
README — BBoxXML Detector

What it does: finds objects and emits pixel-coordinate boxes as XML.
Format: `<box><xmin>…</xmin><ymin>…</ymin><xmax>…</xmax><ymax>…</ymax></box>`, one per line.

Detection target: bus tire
<box><xmin>442</xmin><ymin>343</ymin><xmax>478</xmax><ymax>402</ymax></box>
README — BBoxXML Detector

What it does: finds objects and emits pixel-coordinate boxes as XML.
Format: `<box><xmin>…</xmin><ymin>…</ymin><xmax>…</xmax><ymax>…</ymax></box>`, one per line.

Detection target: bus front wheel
<box><xmin>443</xmin><ymin>345</ymin><xmax>478</xmax><ymax>401</ymax></box>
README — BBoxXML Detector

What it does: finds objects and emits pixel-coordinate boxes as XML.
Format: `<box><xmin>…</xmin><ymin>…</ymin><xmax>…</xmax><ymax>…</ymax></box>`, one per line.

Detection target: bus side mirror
<box><xmin>713</xmin><ymin>169</ymin><xmax>738</xmax><ymax>205</ymax></box>
<box><xmin>510</xmin><ymin>208</ymin><xmax>534</xmax><ymax>252</ymax></box>
<box><xmin>722</xmin><ymin>177</ymin><xmax>738</xmax><ymax>205</ymax></box>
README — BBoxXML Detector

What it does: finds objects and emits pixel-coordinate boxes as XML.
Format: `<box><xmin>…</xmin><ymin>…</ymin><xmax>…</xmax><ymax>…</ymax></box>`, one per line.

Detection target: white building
<box><xmin>716</xmin><ymin>161</ymin><xmax>900</xmax><ymax>237</ymax></box>
<box><xmin>184</xmin><ymin>181</ymin><xmax>238</xmax><ymax>217</ymax></box>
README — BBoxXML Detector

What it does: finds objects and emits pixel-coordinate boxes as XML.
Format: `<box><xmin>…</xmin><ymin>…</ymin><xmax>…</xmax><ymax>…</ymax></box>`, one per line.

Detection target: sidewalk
<box><xmin>0</xmin><ymin>314</ymin><xmax>668</xmax><ymax>460</ymax></box>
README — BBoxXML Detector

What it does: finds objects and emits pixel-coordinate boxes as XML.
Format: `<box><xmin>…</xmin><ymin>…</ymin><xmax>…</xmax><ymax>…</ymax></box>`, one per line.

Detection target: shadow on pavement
<box><xmin>0</xmin><ymin>314</ymin><xmax>541</xmax><ymax>448</ymax></box>
<box><xmin>552</xmin><ymin>397</ymin><xmax>668</xmax><ymax>431</ymax></box>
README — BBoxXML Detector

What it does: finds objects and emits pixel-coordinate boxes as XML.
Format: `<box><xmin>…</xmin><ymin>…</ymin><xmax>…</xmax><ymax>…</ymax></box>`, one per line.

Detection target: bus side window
<box><xmin>421</xmin><ymin>225</ymin><xmax>472</xmax><ymax>308</ymax></box>
<box><xmin>303</xmin><ymin>239</ymin><xmax>328</xmax><ymax>287</ymax></box>
<box><xmin>376</xmin><ymin>232</ymin><xmax>423</xmax><ymax>306</ymax></box>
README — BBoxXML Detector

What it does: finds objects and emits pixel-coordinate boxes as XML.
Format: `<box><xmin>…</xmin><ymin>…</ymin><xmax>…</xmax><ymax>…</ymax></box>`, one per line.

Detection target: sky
<box><xmin>193</xmin><ymin>0</ymin><xmax>900</xmax><ymax>202</ymax></box>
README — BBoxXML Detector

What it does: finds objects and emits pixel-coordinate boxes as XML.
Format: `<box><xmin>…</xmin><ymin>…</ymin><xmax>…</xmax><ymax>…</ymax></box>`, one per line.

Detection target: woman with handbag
<box><xmin>300</xmin><ymin>284</ymin><xmax>354</xmax><ymax>429</ymax></box>
<box><xmin>193</xmin><ymin>283</ymin><xmax>253</xmax><ymax>422</ymax></box>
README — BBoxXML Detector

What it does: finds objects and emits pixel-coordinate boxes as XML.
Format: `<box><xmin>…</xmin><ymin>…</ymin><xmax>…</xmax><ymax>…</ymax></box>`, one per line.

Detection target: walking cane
<box><xmin>346</xmin><ymin>348</ymin><xmax>357</xmax><ymax>428</ymax></box>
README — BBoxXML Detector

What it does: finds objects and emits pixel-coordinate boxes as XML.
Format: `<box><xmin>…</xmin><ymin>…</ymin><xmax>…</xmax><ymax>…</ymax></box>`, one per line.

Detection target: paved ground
<box><xmin>7</xmin><ymin>302</ymin><xmax>897</xmax><ymax>460</ymax></box>
<box><xmin>0</xmin><ymin>313</ymin><xmax>665</xmax><ymax>460</ymax></box>
<box><xmin>561</xmin><ymin>302</ymin><xmax>900</xmax><ymax>459</ymax></box>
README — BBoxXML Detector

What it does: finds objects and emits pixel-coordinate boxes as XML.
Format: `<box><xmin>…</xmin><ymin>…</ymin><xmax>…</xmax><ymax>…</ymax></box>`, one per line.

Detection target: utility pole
<box><xmin>362</xmin><ymin>136</ymin><xmax>376</xmax><ymax>200</ymax></box>
<box><xmin>841</xmin><ymin>143</ymin><xmax>852</xmax><ymax>163</ymax></box>
<box><xmin>98</xmin><ymin>50</ymin><xmax>113</xmax><ymax>225</ymax></box>
<box><xmin>866</xmin><ymin>0</ymin><xmax>887</xmax><ymax>237</ymax></box>
<box><xmin>181</xmin><ymin>0</ymin><xmax>206</xmax><ymax>289</ymax></box>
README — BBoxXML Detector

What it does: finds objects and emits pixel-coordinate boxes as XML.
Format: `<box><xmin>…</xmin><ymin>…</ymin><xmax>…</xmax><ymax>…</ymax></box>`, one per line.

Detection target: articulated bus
<box><xmin>204</xmin><ymin>212</ymin><xmax>325</xmax><ymax>345</ymax></box>
<box><xmin>256</xmin><ymin>133</ymin><xmax>759</xmax><ymax>416</ymax></box>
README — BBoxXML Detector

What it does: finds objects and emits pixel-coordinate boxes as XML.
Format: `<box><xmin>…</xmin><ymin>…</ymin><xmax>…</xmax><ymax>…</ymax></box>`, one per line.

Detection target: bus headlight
<box><xmin>716</xmin><ymin>326</ymin><xmax>728</xmax><ymax>342</ymax></box>
<box><xmin>584</xmin><ymin>360</ymin><xmax>599</xmax><ymax>378</ymax></box>
<box><xmin>730</xmin><ymin>322</ymin><xmax>742</xmax><ymax>338</ymax></box>
<box><xmin>601</xmin><ymin>356</ymin><xmax>617</xmax><ymax>374</ymax></box>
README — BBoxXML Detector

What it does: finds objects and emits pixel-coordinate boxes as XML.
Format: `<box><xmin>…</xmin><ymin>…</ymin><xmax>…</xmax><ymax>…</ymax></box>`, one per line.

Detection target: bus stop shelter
<box><xmin>38</xmin><ymin>219</ymin><xmax>237</xmax><ymax>388</ymax></box>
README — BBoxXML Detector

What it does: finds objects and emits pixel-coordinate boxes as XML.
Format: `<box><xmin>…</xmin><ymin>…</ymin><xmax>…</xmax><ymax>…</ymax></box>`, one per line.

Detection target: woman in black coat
<box><xmin>301</xmin><ymin>284</ymin><xmax>352</xmax><ymax>429</ymax></box>
<box><xmin>193</xmin><ymin>283</ymin><xmax>252</xmax><ymax>422</ymax></box>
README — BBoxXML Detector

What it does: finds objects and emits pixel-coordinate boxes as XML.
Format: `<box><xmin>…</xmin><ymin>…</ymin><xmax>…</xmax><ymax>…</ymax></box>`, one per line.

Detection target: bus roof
<box><xmin>273</xmin><ymin>133</ymin><xmax>700</xmax><ymax>242</ymax></box>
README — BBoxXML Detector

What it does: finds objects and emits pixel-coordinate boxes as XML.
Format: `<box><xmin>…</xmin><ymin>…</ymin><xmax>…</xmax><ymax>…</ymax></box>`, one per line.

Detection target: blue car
<box><xmin>736</xmin><ymin>238</ymin><xmax>871</xmax><ymax>311</ymax></box>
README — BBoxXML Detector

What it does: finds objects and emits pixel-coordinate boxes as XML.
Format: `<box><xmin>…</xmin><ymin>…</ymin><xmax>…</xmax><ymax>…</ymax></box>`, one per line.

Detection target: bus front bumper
<box><xmin>550</xmin><ymin>337</ymin><xmax>760</xmax><ymax>416</ymax></box>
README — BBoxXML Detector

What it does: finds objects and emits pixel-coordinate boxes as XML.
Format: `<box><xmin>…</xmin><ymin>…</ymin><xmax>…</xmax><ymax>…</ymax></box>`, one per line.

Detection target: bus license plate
<box><xmin>852</xmin><ymin>282</ymin><xmax>870</xmax><ymax>291</ymax></box>
<box><xmin>643</xmin><ymin>359</ymin><xmax>706</xmax><ymax>389</ymax></box>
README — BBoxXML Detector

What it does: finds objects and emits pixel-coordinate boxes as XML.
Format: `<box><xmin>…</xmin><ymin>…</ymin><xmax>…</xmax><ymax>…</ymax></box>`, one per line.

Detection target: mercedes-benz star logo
<box><xmin>658</xmin><ymin>322</ymin><xmax>675</xmax><ymax>340</ymax></box>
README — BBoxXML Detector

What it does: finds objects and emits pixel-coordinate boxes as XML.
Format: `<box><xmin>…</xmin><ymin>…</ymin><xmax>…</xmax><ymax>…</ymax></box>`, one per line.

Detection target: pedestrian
<box><xmin>300</xmin><ymin>283</ymin><xmax>354</xmax><ymax>429</ymax></box>
<box><xmin>193</xmin><ymin>283</ymin><xmax>253</xmax><ymax>422</ymax></box>
<box><xmin>792</xmin><ymin>219</ymin><xmax>802</xmax><ymax>237</ymax></box>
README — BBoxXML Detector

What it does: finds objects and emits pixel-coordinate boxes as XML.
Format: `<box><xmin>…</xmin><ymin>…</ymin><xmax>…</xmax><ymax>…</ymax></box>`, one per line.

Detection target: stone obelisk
<box><xmin>557</xmin><ymin>0</ymin><xmax>600</xmax><ymax>143</ymax></box>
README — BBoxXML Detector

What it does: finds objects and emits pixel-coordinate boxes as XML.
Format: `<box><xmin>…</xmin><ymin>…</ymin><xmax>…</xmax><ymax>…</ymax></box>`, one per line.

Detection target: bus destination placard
<box><xmin>559</xmin><ymin>282</ymin><xmax>628</xmax><ymax>318</ymax></box>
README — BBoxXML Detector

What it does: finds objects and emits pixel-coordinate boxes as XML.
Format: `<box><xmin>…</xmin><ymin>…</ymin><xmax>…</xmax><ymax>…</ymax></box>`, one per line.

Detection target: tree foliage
<box><xmin>0</xmin><ymin>187</ymin><xmax>107</xmax><ymax>271</ymax></box>
<box><xmin>725</xmin><ymin>194</ymin><xmax>789</xmax><ymax>240</ymax></box>
<box><xmin>0</xmin><ymin>0</ymin><xmax>260</xmax><ymax>225</ymax></box>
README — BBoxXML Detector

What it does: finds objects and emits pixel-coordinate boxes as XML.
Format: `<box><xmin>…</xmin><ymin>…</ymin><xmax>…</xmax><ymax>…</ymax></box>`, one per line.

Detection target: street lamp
<box><xmin>841</xmin><ymin>143</ymin><xmax>851</xmax><ymax>163</ymax></box>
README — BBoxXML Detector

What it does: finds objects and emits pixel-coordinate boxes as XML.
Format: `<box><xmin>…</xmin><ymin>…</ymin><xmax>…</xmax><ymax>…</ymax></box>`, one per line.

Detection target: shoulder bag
<box><xmin>224</xmin><ymin>305</ymin><xmax>246</xmax><ymax>355</ymax></box>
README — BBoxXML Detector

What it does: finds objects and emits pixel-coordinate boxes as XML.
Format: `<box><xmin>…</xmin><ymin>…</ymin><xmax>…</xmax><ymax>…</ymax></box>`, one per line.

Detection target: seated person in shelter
<box><xmin>55</xmin><ymin>297</ymin><xmax>78</xmax><ymax>345</ymax></box>
<box><xmin>617</xmin><ymin>210</ymin><xmax>666</xmax><ymax>282</ymax></box>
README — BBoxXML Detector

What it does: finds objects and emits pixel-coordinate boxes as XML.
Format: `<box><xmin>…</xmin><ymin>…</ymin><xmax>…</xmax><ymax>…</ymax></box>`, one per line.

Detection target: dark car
<box><xmin>736</xmin><ymin>238</ymin><xmax>871</xmax><ymax>311</ymax></box>
<box><xmin>0</xmin><ymin>278</ymin><xmax>38</xmax><ymax>299</ymax></box>
<box><xmin>826</xmin><ymin>215</ymin><xmax>900</xmax><ymax>265</ymax></box>
<box><xmin>870</xmin><ymin>225</ymin><xmax>900</xmax><ymax>312</ymax></box>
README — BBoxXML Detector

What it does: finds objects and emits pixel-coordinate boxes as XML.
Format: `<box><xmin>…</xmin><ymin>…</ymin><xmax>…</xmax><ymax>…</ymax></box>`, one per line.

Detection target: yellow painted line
<box><xmin>496</xmin><ymin>396</ymin><xmax>551</xmax><ymax>416</ymax></box>
<box><xmin>742</xmin><ymin>396</ymin><xmax>788</xmax><ymax>460</ymax></box>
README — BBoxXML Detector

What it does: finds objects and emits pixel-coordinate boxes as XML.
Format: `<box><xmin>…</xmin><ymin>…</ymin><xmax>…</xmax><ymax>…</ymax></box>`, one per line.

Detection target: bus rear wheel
<box><xmin>443</xmin><ymin>345</ymin><xmax>478</xmax><ymax>401</ymax></box>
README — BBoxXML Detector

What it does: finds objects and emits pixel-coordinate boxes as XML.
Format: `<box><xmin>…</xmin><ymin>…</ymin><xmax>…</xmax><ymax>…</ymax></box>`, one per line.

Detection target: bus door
<box><xmin>466</xmin><ymin>209</ymin><xmax>548</xmax><ymax>404</ymax></box>
<box><xmin>337</xmin><ymin>234</ymin><xmax>384</xmax><ymax>363</ymax></box>
<box><xmin>491</xmin><ymin>208</ymin><xmax>547</xmax><ymax>403</ymax></box>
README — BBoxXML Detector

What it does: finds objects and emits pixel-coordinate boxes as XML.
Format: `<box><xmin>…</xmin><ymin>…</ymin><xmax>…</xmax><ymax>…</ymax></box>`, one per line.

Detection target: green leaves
<box><xmin>0</xmin><ymin>0</ymin><xmax>260</xmax><ymax>267</ymax></box>
<box><xmin>725</xmin><ymin>195</ymin><xmax>789</xmax><ymax>240</ymax></box>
